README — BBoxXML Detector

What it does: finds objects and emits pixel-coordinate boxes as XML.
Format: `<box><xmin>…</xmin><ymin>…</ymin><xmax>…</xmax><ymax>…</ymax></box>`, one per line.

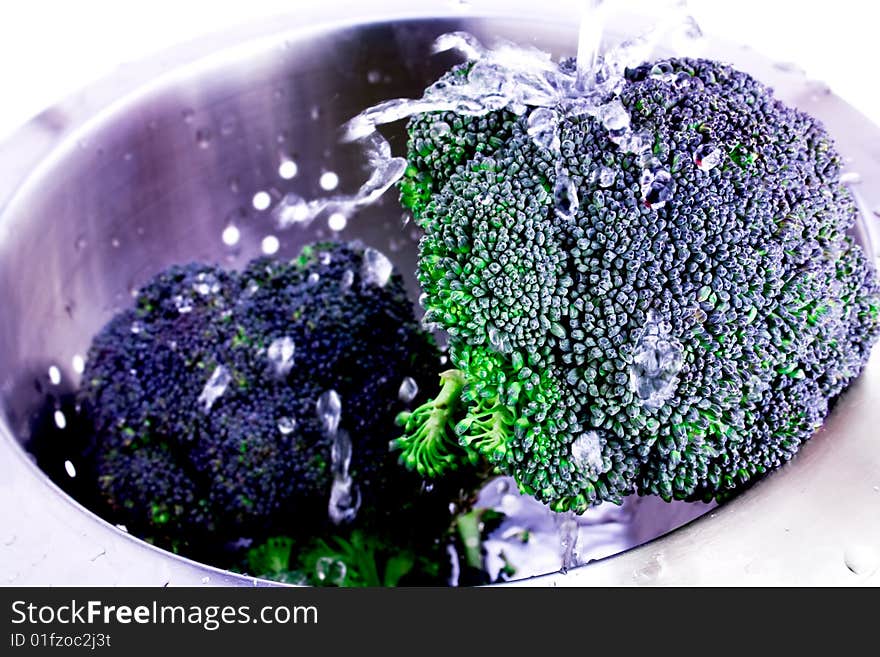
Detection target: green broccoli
<box><xmin>393</xmin><ymin>56</ymin><xmax>880</xmax><ymax>513</ymax></box>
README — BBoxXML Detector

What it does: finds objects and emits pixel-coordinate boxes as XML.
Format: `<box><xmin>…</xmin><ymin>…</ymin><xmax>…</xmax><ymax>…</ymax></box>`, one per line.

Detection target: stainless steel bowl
<box><xmin>2</xmin><ymin>4</ymin><xmax>879</xmax><ymax>585</ymax></box>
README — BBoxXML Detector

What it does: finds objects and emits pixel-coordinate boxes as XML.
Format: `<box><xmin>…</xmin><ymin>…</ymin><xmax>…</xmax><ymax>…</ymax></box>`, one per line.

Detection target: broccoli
<box><xmin>246</xmin><ymin>530</ymin><xmax>426</xmax><ymax>587</ymax></box>
<box><xmin>394</xmin><ymin>57</ymin><xmax>880</xmax><ymax>512</ymax></box>
<box><xmin>80</xmin><ymin>241</ymin><xmax>442</xmax><ymax>550</ymax></box>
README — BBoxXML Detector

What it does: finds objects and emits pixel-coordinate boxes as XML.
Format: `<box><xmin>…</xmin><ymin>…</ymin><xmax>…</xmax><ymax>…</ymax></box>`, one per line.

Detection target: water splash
<box><xmin>274</xmin><ymin>132</ymin><xmax>406</xmax><ymax>228</ymax></box>
<box><xmin>527</xmin><ymin>107</ymin><xmax>561</xmax><ymax>153</ymax></box>
<box><xmin>198</xmin><ymin>365</ymin><xmax>231</xmax><ymax>413</ymax></box>
<box><xmin>629</xmin><ymin>311</ymin><xmax>684</xmax><ymax>410</ymax></box>
<box><xmin>576</xmin><ymin>0</ymin><xmax>606</xmax><ymax>88</ymax></box>
<box><xmin>316</xmin><ymin>389</ymin><xmax>361</xmax><ymax>524</ymax></box>
<box><xmin>556</xmin><ymin>512</ymin><xmax>580</xmax><ymax>572</ymax></box>
<box><xmin>328</xmin><ymin>429</ymin><xmax>361</xmax><ymax>525</ymax></box>
<box><xmin>274</xmin><ymin>4</ymin><xmax>703</xmax><ymax>230</ymax></box>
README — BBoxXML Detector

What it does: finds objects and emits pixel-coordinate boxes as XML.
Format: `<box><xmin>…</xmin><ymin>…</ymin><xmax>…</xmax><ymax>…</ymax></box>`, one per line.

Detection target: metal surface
<box><xmin>1</xmin><ymin>3</ymin><xmax>879</xmax><ymax>585</ymax></box>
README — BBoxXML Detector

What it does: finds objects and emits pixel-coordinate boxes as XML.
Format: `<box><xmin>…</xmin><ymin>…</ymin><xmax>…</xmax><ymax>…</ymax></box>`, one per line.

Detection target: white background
<box><xmin>0</xmin><ymin>0</ymin><xmax>876</xmax><ymax>140</ymax></box>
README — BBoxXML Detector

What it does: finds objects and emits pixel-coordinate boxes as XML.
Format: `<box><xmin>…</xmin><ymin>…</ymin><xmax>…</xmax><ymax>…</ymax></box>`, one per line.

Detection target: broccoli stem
<box><xmin>456</xmin><ymin>395</ymin><xmax>514</xmax><ymax>463</ymax></box>
<box><xmin>391</xmin><ymin>369</ymin><xmax>467</xmax><ymax>477</ymax></box>
<box><xmin>455</xmin><ymin>509</ymin><xmax>485</xmax><ymax>571</ymax></box>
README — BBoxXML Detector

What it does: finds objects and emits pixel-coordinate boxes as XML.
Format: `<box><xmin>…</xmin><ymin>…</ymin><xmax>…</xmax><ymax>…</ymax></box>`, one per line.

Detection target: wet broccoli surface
<box><xmin>395</xmin><ymin>57</ymin><xmax>880</xmax><ymax>512</ymax></box>
<box><xmin>80</xmin><ymin>242</ymin><xmax>443</xmax><ymax>550</ymax></box>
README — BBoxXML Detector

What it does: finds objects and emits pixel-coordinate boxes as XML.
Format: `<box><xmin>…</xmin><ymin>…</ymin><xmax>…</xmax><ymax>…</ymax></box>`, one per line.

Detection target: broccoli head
<box><xmin>395</xmin><ymin>56</ymin><xmax>880</xmax><ymax>512</ymax></box>
<box><xmin>80</xmin><ymin>242</ymin><xmax>441</xmax><ymax>548</ymax></box>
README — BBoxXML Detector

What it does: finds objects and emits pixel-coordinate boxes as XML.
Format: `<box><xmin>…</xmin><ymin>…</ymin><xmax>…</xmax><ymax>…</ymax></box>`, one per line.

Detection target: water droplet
<box><xmin>308</xmin><ymin>272</ymin><xmax>320</xmax><ymax>285</ymax></box>
<box><xmin>693</xmin><ymin>145</ymin><xmax>722</xmax><ymax>172</ymax></box>
<box><xmin>554</xmin><ymin>172</ymin><xmax>579</xmax><ymax>220</ymax></box>
<box><xmin>317</xmin><ymin>390</ymin><xmax>342</xmax><ymax>436</ymax></box>
<box><xmin>599</xmin><ymin>99</ymin><xmax>631</xmax><ymax>140</ymax></box>
<box><xmin>221</xmin><ymin>225</ymin><xmax>240</xmax><ymax>246</ymax></box>
<box><xmin>130</xmin><ymin>321</ymin><xmax>143</xmax><ymax>335</ymax></box>
<box><xmin>629</xmin><ymin>311</ymin><xmax>684</xmax><ymax>410</ymax></box>
<box><xmin>278</xmin><ymin>416</ymin><xmax>297</xmax><ymax>435</ymax></box>
<box><xmin>340</xmin><ymin>270</ymin><xmax>355</xmax><ymax>291</ymax></box>
<box><xmin>198</xmin><ymin>365</ymin><xmax>231</xmax><ymax>413</ymax></box>
<box><xmin>261</xmin><ymin>235</ymin><xmax>280</xmax><ymax>255</ymax></box>
<box><xmin>398</xmin><ymin>377</ymin><xmax>419</xmax><ymax>403</ymax></box>
<box><xmin>361</xmin><ymin>247</ymin><xmax>393</xmax><ymax>287</ymax></box>
<box><xmin>54</xmin><ymin>410</ymin><xmax>67</xmax><ymax>430</ymax></box>
<box><xmin>181</xmin><ymin>108</ymin><xmax>195</xmax><ymax>123</ymax></box>
<box><xmin>367</xmin><ymin>70</ymin><xmax>383</xmax><ymax>84</ymax></box>
<box><xmin>571</xmin><ymin>431</ymin><xmax>606</xmax><ymax>476</ymax></box>
<box><xmin>527</xmin><ymin>108</ymin><xmax>560</xmax><ymax>153</ymax></box>
<box><xmin>64</xmin><ymin>460</ymin><xmax>76</xmax><ymax>478</ymax></box>
<box><xmin>110</xmin><ymin>237</ymin><xmax>121</xmax><ymax>248</ymax></box>
<box><xmin>193</xmin><ymin>272</ymin><xmax>220</xmax><ymax>296</ymax></box>
<box><xmin>488</xmin><ymin>325</ymin><xmax>512</xmax><ymax>354</ymax></box>
<box><xmin>173</xmin><ymin>295</ymin><xmax>193</xmax><ymax>314</ymax></box>
<box><xmin>267</xmin><ymin>337</ymin><xmax>295</xmax><ymax>377</ymax></box>
<box><xmin>315</xmin><ymin>557</ymin><xmax>347</xmax><ymax>585</ymax></box>
<box><xmin>840</xmin><ymin>171</ymin><xmax>862</xmax><ymax>185</ymax></box>
<box><xmin>429</xmin><ymin>121</ymin><xmax>452</xmax><ymax>138</ymax></box>
<box><xmin>598</xmin><ymin>166</ymin><xmax>616</xmax><ymax>187</ymax></box>
<box><xmin>319</xmin><ymin>252</ymin><xmax>332</xmax><ymax>265</ymax></box>
<box><xmin>71</xmin><ymin>355</ymin><xmax>85</xmax><ymax>374</ymax></box>
<box><xmin>328</xmin><ymin>212</ymin><xmax>347</xmax><ymax>232</ymax></box>
<box><xmin>252</xmin><ymin>191</ymin><xmax>271</xmax><ymax>211</ymax></box>
<box><xmin>278</xmin><ymin>159</ymin><xmax>298</xmax><ymax>179</ymax></box>
<box><xmin>196</xmin><ymin>129</ymin><xmax>211</xmax><ymax>148</ymax></box>
<box><xmin>844</xmin><ymin>544</ymin><xmax>878</xmax><ymax>576</ymax></box>
<box><xmin>319</xmin><ymin>171</ymin><xmax>339</xmax><ymax>191</ymax></box>
<box><xmin>632</xmin><ymin>553</ymin><xmax>664</xmax><ymax>583</ymax></box>
<box><xmin>48</xmin><ymin>366</ymin><xmax>61</xmax><ymax>385</ymax></box>
<box><xmin>640</xmin><ymin>162</ymin><xmax>675</xmax><ymax>209</ymax></box>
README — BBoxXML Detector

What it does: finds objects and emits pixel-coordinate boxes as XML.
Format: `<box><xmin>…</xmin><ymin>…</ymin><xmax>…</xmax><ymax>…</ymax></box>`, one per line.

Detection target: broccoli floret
<box><xmin>247</xmin><ymin>529</ymin><xmax>432</xmax><ymax>587</ymax></box>
<box><xmin>392</xmin><ymin>369</ymin><xmax>469</xmax><ymax>477</ymax></box>
<box><xmin>396</xmin><ymin>57</ymin><xmax>880</xmax><ymax>512</ymax></box>
<box><xmin>80</xmin><ymin>242</ymin><xmax>441</xmax><ymax>548</ymax></box>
